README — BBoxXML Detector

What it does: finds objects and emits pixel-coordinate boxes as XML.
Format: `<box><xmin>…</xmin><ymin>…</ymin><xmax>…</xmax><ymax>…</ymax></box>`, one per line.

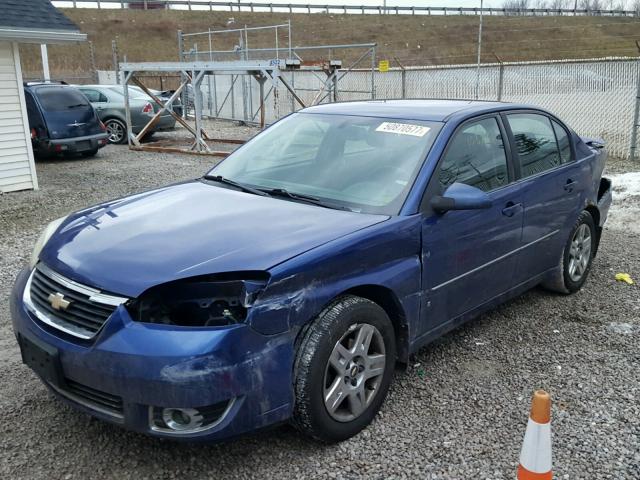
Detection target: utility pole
<box><xmin>475</xmin><ymin>0</ymin><xmax>484</xmax><ymax>100</ymax></box>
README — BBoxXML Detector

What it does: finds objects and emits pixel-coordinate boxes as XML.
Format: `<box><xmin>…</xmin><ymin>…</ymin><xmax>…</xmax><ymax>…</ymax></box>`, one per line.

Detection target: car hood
<box><xmin>40</xmin><ymin>180</ymin><xmax>387</xmax><ymax>297</ymax></box>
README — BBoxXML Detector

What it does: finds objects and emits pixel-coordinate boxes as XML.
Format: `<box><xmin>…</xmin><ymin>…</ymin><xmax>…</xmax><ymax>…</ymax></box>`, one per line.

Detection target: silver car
<box><xmin>77</xmin><ymin>85</ymin><xmax>177</xmax><ymax>144</ymax></box>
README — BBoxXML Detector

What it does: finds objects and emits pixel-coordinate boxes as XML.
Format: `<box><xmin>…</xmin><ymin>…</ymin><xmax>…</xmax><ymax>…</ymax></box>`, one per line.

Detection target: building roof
<box><xmin>0</xmin><ymin>0</ymin><xmax>85</xmax><ymax>43</ymax></box>
<box><xmin>302</xmin><ymin>99</ymin><xmax>529</xmax><ymax>122</ymax></box>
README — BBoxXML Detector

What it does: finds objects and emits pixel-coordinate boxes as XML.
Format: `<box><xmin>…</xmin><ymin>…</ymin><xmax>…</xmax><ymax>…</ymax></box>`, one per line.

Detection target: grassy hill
<box><xmin>19</xmin><ymin>8</ymin><xmax>640</xmax><ymax>80</ymax></box>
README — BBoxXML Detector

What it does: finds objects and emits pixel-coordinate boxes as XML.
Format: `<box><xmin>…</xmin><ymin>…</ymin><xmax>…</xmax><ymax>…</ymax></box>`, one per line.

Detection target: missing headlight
<box><xmin>127</xmin><ymin>274</ymin><xmax>268</xmax><ymax>327</ymax></box>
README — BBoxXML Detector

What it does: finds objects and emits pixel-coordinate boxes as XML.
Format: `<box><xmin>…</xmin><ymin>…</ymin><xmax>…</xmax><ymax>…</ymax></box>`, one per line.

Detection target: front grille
<box><xmin>27</xmin><ymin>265</ymin><xmax>127</xmax><ymax>339</ymax></box>
<box><xmin>49</xmin><ymin>378</ymin><xmax>124</xmax><ymax>418</ymax></box>
<box><xmin>64</xmin><ymin>379</ymin><xmax>124</xmax><ymax>415</ymax></box>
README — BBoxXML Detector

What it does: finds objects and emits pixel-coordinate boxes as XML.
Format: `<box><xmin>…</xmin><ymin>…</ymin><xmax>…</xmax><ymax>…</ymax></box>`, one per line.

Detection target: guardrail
<box><xmin>53</xmin><ymin>1</ymin><xmax>640</xmax><ymax>17</ymax></box>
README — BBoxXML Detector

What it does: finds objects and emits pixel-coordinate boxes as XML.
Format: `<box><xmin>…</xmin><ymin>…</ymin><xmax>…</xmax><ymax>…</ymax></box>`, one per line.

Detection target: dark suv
<box><xmin>24</xmin><ymin>82</ymin><xmax>109</xmax><ymax>158</ymax></box>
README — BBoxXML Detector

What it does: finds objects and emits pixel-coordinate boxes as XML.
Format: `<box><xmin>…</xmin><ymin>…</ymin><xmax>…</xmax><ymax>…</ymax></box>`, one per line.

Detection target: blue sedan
<box><xmin>11</xmin><ymin>100</ymin><xmax>612</xmax><ymax>443</ymax></box>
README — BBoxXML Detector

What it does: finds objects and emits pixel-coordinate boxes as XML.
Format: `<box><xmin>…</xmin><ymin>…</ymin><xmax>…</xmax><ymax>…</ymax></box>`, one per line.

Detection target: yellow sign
<box><xmin>378</xmin><ymin>60</ymin><xmax>389</xmax><ymax>72</ymax></box>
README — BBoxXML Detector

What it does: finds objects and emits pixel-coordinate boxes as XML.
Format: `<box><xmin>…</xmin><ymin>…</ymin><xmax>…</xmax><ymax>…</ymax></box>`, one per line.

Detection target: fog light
<box><xmin>149</xmin><ymin>398</ymin><xmax>236</xmax><ymax>435</ymax></box>
<box><xmin>161</xmin><ymin>407</ymin><xmax>203</xmax><ymax>431</ymax></box>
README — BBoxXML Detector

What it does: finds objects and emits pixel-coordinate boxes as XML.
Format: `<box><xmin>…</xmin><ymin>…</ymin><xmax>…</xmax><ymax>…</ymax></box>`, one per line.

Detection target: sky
<box><xmin>53</xmin><ymin>1</ymin><xmax>507</xmax><ymax>10</ymax></box>
<box><xmin>51</xmin><ymin>0</ymin><xmax>640</xmax><ymax>11</ymax></box>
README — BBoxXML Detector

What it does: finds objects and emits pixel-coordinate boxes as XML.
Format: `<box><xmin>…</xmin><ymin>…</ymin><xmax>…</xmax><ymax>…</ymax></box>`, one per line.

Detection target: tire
<box><xmin>80</xmin><ymin>148</ymin><xmax>99</xmax><ymax>158</ymax></box>
<box><xmin>541</xmin><ymin>210</ymin><xmax>596</xmax><ymax>294</ymax></box>
<box><xmin>104</xmin><ymin>118</ymin><xmax>127</xmax><ymax>144</ymax></box>
<box><xmin>292</xmin><ymin>295</ymin><xmax>396</xmax><ymax>443</ymax></box>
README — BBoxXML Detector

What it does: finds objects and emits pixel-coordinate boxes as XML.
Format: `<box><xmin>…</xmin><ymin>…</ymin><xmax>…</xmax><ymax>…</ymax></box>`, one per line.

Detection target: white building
<box><xmin>0</xmin><ymin>0</ymin><xmax>85</xmax><ymax>193</ymax></box>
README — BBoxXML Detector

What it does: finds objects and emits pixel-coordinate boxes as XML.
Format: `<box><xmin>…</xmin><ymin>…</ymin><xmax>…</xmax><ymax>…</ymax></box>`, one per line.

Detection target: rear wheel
<box><xmin>292</xmin><ymin>295</ymin><xmax>396</xmax><ymax>442</ymax></box>
<box><xmin>104</xmin><ymin>118</ymin><xmax>127</xmax><ymax>144</ymax></box>
<box><xmin>542</xmin><ymin>210</ymin><xmax>596</xmax><ymax>294</ymax></box>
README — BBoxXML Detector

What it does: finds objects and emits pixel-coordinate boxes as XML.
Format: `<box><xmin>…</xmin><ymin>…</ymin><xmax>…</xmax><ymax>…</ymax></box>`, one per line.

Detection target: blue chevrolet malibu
<box><xmin>11</xmin><ymin>100</ymin><xmax>612</xmax><ymax>442</ymax></box>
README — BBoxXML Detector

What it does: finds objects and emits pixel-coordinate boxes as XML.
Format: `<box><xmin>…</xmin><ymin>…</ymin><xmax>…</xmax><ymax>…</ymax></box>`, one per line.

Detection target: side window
<box><xmin>551</xmin><ymin>119</ymin><xmax>572</xmax><ymax>164</ymax></box>
<box><xmin>80</xmin><ymin>89</ymin><xmax>106</xmax><ymax>103</ymax></box>
<box><xmin>24</xmin><ymin>91</ymin><xmax>44</xmax><ymax>130</ymax></box>
<box><xmin>438</xmin><ymin>117</ymin><xmax>508</xmax><ymax>192</ymax></box>
<box><xmin>507</xmin><ymin>113</ymin><xmax>561</xmax><ymax>178</ymax></box>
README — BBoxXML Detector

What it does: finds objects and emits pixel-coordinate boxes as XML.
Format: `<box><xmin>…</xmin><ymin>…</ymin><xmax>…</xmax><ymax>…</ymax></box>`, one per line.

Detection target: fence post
<box><xmin>371</xmin><ymin>46</ymin><xmax>376</xmax><ymax>99</ymax></box>
<box><xmin>111</xmin><ymin>39</ymin><xmax>119</xmax><ymax>84</ymax></box>
<box><xmin>495</xmin><ymin>54</ymin><xmax>504</xmax><ymax>101</ymax></box>
<box><xmin>88</xmin><ymin>40</ymin><xmax>98</xmax><ymax>83</ymax></box>
<box><xmin>394</xmin><ymin>56</ymin><xmax>406</xmax><ymax>99</ymax></box>
<box><xmin>630</xmin><ymin>46</ymin><xmax>640</xmax><ymax>161</ymax></box>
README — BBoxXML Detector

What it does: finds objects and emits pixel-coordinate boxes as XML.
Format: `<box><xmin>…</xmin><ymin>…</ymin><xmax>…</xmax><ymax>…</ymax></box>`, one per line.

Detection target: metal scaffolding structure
<box><xmin>118</xmin><ymin>23</ymin><xmax>377</xmax><ymax>156</ymax></box>
<box><xmin>178</xmin><ymin>24</ymin><xmax>376</xmax><ymax>124</ymax></box>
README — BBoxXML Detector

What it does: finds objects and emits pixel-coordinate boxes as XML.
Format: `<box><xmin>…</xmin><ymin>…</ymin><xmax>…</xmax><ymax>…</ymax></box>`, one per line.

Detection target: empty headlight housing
<box><xmin>127</xmin><ymin>273</ymin><xmax>268</xmax><ymax>327</ymax></box>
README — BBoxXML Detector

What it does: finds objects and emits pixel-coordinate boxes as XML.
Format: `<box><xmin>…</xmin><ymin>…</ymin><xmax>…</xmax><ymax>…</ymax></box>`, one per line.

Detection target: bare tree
<box><xmin>548</xmin><ymin>0</ymin><xmax>570</xmax><ymax>8</ymax></box>
<box><xmin>503</xmin><ymin>0</ymin><xmax>531</xmax><ymax>14</ymax></box>
<box><xmin>633</xmin><ymin>0</ymin><xmax>640</xmax><ymax>14</ymax></box>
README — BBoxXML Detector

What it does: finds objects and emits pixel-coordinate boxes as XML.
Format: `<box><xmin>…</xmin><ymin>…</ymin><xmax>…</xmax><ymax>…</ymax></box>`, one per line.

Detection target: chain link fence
<box><xmin>195</xmin><ymin>56</ymin><xmax>639</xmax><ymax>158</ymax></box>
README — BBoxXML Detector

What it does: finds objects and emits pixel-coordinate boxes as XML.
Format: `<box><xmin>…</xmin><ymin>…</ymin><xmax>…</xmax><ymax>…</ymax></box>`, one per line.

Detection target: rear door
<box><xmin>503</xmin><ymin>112</ymin><xmax>586</xmax><ymax>281</ymax></box>
<box><xmin>33</xmin><ymin>86</ymin><xmax>102</xmax><ymax>139</ymax></box>
<box><xmin>420</xmin><ymin>115</ymin><xmax>523</xmax><ymax>335</ymax></box>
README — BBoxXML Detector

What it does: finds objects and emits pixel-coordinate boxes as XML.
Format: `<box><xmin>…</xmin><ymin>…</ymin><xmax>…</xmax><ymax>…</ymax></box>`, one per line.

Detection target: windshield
<box><xmin>35</xmin><ymin>87</ymin><xmax>91</xmax><ymax>112</ymax></box>
<box><xmin>208</xmin><ymin>113</ymin><xmax>441</xmax><ymax>214</ymax></box>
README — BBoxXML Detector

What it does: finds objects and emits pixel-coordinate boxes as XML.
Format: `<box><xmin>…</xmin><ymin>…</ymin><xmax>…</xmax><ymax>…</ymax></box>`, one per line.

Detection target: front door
<box><xmin>419</xmin><ymin>116</ymin><xmax>523</xmax><ymax>337</ymax></box>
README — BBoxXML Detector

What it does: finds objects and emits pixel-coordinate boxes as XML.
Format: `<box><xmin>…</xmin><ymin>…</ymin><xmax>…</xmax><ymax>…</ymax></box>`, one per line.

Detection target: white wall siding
<box><xmin>0</xmin><ymin>41</ymin><xmax>37</xmax><ymax>193</ymax></box>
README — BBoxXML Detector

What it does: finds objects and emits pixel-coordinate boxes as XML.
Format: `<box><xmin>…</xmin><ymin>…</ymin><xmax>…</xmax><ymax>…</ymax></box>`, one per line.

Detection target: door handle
<box><xmin>502</xmin><ymin>201</ymin><xmax>522</xmax><ymax>217</ymax></box>
<box><xmin>564</xmin><ymin>179</ymin><xmax>577</xmax><ymax>192</ymax></box>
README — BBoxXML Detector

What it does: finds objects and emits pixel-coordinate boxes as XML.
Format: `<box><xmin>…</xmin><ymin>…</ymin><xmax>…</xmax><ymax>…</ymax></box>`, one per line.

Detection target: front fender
<box><xmin>249</xmin><ymin>216</ymin><xmax>422</xmax><ymax>341</ymax></box>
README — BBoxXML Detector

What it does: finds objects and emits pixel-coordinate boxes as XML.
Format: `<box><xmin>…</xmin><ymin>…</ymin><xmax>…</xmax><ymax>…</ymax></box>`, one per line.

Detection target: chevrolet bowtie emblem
<box><xmin>48</xmin><ymin>292</ymin><xmax>71</xmax><ymax>311</ymax></box>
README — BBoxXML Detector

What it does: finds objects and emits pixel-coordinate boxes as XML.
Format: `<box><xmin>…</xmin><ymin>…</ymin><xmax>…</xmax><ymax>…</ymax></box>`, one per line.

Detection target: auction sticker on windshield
<box><xmin>376</xmin><ymin>122</ymin><xmax>431</xmax><ymax>137</ymax></box>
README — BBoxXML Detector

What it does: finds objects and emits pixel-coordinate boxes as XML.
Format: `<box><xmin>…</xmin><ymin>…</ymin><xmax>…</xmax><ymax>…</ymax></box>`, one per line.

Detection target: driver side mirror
<box><xmin>430</xmin><ymin>182</ymin><xmax>492</xmax><ymax>213</ymax></box>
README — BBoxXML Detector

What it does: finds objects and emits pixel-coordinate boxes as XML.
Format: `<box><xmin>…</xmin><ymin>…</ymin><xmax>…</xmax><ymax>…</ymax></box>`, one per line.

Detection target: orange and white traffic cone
<box><xmin>517</xmin><ymin>390</ymin><xmax>552</xmax><ymax>480</ymax></box>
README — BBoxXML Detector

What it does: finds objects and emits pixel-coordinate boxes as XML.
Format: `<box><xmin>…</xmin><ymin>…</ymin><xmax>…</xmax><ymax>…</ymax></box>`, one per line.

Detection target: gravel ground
<box><xmin>1</xmin><ymin>129</ymin><xmax>639</xmax><ymax>479</ymax></box>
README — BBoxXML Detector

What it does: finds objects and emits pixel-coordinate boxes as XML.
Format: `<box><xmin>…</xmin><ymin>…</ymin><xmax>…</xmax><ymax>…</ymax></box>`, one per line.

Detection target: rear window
<box><xmin>35</xmin><ymin>87</ymin><xmax>91</xmax><ymax>112</ymax></box>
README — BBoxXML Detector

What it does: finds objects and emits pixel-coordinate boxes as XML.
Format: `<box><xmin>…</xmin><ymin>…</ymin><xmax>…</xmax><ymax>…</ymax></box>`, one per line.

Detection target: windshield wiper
<box><xmin>67</xmin><ymin>103</ymin><xmax>87</xmax><ymax>109</ymax></box>
<box><xmin>259</xmin><ymin>188</ymin><xmax>351</xmax><ymax>211</ymax></box>
<box><xmin>202</xmin><ymin>175</ymin><xmax>269</xmax><ymax>197</ymax></box>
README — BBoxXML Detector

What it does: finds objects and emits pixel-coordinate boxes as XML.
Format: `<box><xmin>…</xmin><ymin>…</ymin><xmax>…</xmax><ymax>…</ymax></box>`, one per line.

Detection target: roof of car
<box><xmin>301</xmin><ymin>99</ymin><xmax>530</xmax><ymax>122</ymax></box>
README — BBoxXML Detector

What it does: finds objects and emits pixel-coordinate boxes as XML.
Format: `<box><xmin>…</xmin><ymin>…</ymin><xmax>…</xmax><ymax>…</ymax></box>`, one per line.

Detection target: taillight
<box><xmin>99</xmin><ymin>121</ymin><xmax>107</xmax><ymax>132</ymax></box>
<box><xmin>142</xmin><ymin>103</ymin><xmax>153</xmax><ymax>114</ymax></box>
<box><xmin>30</xmin><ymin>127</ymin><xmax>37</xmax><ymax>139</ymax></box>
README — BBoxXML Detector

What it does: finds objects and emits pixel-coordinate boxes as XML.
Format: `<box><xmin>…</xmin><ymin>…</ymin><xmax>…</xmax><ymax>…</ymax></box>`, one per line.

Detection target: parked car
<box><xmin>24</xmin><ymin>82</ymin><xmax>108</xmax><ymax>158</ymax></box>
<box><xmin>11</xmin><ymin>100</ymin><xmax>611</xmax><ymax>443</ymax></box>
<box><xmin>107</xmin><ymin>84</ymin><xmax>184</xmax><ymax>117</ymax></box>
<box><xmin>76</xmin><ymin>85</ymin><xmax>177</xmax><ymax>144</ymax></box>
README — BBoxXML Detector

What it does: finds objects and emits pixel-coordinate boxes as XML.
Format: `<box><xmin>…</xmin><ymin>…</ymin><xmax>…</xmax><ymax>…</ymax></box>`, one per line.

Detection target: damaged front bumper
<box><xmin>10</xmin><ymin>267</ymin><xmax>294</xmax><ymax>442</ymax></box>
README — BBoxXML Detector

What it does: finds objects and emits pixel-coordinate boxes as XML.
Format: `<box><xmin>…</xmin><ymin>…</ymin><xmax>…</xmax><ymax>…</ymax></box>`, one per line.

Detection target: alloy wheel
<box><xmin>323</xmin><ymin>323</ymin><xmax>386</xmax><ymax>422</ymax></box>
<box><xmin>568</xmin><ymin>223</ymin><xmax>592</xmax><ymax>282</ymax></box>
<box><xmin>106</xmin><ymin>120</ymin><xmax>124</xmax><ymax>144</ymax></box>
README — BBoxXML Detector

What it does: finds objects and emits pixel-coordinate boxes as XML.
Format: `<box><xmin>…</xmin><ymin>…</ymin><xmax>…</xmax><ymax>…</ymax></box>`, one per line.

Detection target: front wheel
<box><xmin>292</xmin><ymin>295</ymin><xmax>396</xmax><ymax>442</ymax></box>
<box><xmin>542</xmin><ymin>210</ymin><xmax>596</xmax><ymax>294</ymax></box>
